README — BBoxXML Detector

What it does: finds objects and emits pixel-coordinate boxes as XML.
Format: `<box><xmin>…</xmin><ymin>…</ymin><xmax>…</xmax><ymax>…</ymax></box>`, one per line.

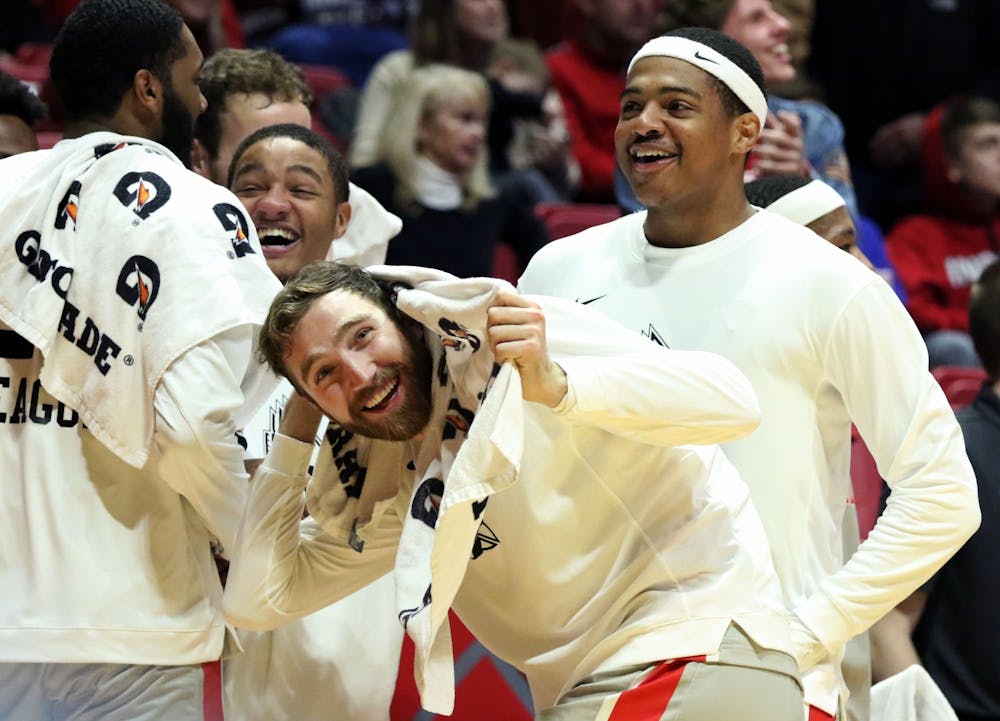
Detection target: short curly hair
<box><xmin>661</xmin><ymin>27</ymin><xmax>766</xmax><ymax>118</ymax></box>
<box><xmin>0</xmin><ymin>70</ymin><xmax>47</xmax><ymax>126</ymax></box>
<box><xmin>744</xmin><ymin>174</ymin><xmax>811</xmax><ymax>208</ymax></box>
<box><xmin>50</xmin><ymin>0</ymin><xmax>186</xmax><ymax>123</ymax></box>
<box><xmin>196</xmin><ymin>48</ymin><xmax>313</xmax><ymax>158</ymax></box>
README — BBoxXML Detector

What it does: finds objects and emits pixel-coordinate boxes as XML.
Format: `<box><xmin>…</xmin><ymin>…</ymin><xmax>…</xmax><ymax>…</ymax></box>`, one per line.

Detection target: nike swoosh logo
<box><xmin>693</xmin><ymin>50</ymin><xmax>719</xmax><ymax>64</ymax></box>
<box><xmin>577</xmin><ymin>294</ymin><xmax>607</xmax><ymax>305</ymax></box>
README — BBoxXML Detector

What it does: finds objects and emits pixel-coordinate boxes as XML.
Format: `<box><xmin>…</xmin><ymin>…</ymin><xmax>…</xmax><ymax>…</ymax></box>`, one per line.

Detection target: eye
<box><xmin>355</xmin><ymin>327</ymin><xmax>373</xmax><ymax>345</ymax></box>
<box><xmin>620</xmin><ymin>100</ymin><xmax>641</xmax><ymax>118</ymax></box>
<box><xmin>291</xmin><ymin>186</ymin><xmax>319</xmax><ymax>198</ymax></box>
<box><xmin>234</xmin><ymin>184</ymin><xmax>263</xmax><ymax>196</ymax></box>
<box><xmin>666</xmin><ymin>99</ymin><xmax>693</xmax><ymax>114</ymax></box>
<box><xmin>313</xmin><ymin>365</ymin><xmax>335</xmax><ymax>385</ymax></box>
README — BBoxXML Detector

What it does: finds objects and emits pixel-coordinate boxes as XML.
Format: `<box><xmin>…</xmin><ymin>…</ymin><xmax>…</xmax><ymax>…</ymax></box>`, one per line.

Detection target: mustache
<box><xmin>351</xmin><ymin>364</ymin><xmax>403</xmax><ymax>414</ymax></box>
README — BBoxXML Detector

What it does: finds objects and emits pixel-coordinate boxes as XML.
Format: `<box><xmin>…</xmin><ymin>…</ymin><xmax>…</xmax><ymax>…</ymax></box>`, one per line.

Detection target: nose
<box><xmin>769</xmin><ymin>8</ymin><xmax>791</xmax><ymax>38</ymax></box>
<box><xmin>633</xmin><ymin>102</ymin><xmax>665</xmax><ymax>138</ymax></box>
<box><xmin>252</xmin><ymin>187</ymin><xmax>291</xmax><ymax>221</ymax></box>
<box><xmin>469</xmin><ymin>120</ymin><xmax>486</xmax><ymax>144</ymax></box>
<box><xmin>341</xmin><ymin>352</ymin><xmax>375</xmax><ymax>393</ymax></box>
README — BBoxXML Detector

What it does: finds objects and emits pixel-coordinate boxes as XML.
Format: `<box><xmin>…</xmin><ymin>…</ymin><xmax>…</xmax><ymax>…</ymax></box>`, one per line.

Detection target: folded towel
<box><xmin>0</xmin><ymin>132</ymin><xmax>282</xmax><ymax>467</ymax></box>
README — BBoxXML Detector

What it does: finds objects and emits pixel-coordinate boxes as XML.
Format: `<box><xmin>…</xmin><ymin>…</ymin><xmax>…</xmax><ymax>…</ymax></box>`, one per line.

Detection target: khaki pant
<box><xmin>0</xmin><ymin>661</ymin><xmax>213</xmax><ymax>721</ymax></box>
<box><xmin>540</xmin><ymin>624</ymin><xmax>803</xmax><ymax>721</ymax></box>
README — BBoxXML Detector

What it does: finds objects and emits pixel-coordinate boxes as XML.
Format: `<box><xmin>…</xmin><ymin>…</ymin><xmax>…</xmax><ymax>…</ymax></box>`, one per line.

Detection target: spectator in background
<box><xmin>168</xmin><ymin>0</ymin><xmax>245</xmax><ymax>56</ymax></box>
<box><xmin>619</xmin><ymin>0</ymin><xmax>858</xmax><ymax>218</ymax></box>
<box><xmin>546</xmin><ymin>0</ymin><xmax>661</xmax><ymax>203</ymax></box>
<box><xmin>810</xmin><ymin>0</ymin><xmax>1000</xmax><ymax>229</ymax></box>
<box><xmin>0</xmin><ymin>70</ymin><xmax>47</xmax><ymax>157</ymax></box>
<box><xmin>1</xmin><ymin>0</ymin><xmax>48</xmax><ymax>56</ymax></box>
<box><xmin>745</xmin><ymin>176</ymin><xmax>872</xmax><ymax>267</ymax></box>
<box><xmin>488</xmin><ymin>38</ymin><xmax>580</xmax><ymax>200</ymax></box>
<box><xmin>264</xmin><ymin>0</ymin><xmax>415</xmax><ymax>87</ymax></box>
<box><xmin>870</xmin><ymin>259</ymin><xmax>1000</xmax><ymax>721</ymax></box>
<box><xmin>353</xmin><ymin>64</ymin><xmax>549</xmax><ymax>278</ymax></box>
<box><xmin>351</xmin><ymin>0</ymin><xmax>572</xmax><ymax>204</ymax></box>
<box><xmin>886</xmin><ymin>96</ymin><xmax>1000</xmax><ymax>369</ymax></box>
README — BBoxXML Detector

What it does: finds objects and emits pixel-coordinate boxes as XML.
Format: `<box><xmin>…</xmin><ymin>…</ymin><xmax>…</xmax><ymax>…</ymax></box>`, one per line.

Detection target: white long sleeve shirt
<box><xmin>224</xmin><ymin>312</ymin><xmax>793</xmax><ymax>712</ymax></box>
<box><xmin>0</xmin><ymin>323</ymin><xmax>271</xmax><ymax>664</ymax></box>
<box><xmin>517</xmin><ymin>208</ymin><xmax>981</xmax><ymax>714</ymax></box>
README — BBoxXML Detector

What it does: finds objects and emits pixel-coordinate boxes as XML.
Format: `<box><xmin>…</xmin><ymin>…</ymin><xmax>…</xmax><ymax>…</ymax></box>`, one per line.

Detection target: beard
<box><xmin>338</xmin><ymin>321</ymin><xmax>434</xmax><ymax>442</ymax></box>
<box><xmin>159</xmin><ymin>87</ymin><xmax>196</xmax><ymax>168</ymax></box>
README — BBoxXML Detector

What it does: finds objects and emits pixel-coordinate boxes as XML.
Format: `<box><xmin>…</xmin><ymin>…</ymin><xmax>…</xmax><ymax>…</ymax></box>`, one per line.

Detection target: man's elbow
<box><xmin>222</xmin><ymin>595</ymin><xmax>285</xmax><ymax>632</ymax></box>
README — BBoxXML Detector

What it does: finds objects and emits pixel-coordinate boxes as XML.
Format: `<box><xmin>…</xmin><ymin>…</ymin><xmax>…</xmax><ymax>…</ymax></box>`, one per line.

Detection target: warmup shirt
<box><xmin>0</xmin><ymin>323</ymin><xmax>264</xmax><ymax>664</ymax></box>
<box><xmin>225</xmin><ymin>379</ymin><xmax>403</xmax><ymax>721</ymax></box>
<box><xmin>224</xmin><ymin>296</ymin><xmax>795</xmax><ymax>713</ymax></box>
<box><xmin>518</xmin><ymin>208</ymin><xmax>980</xmax><ymax>715</ymax></box>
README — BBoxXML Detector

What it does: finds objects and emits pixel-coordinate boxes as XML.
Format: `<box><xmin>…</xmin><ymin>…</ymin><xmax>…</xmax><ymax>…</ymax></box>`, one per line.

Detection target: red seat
<box><xmin>535</xmin><ymin>202</ymin><xmax>621</xmax><ymax>241</ymax></box>
<box><xmin>932</xmin><ymin>365</ymin><xmax>988</xmax><ymax>409</ymax></box>
<box><xmin>850</xmin><ymin>427</ymin><xmax>883</xmax><ymax>541</ymax></box>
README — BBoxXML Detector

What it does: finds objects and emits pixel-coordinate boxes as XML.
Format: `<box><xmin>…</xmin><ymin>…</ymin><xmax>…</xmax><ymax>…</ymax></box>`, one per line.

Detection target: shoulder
<box><xmin>886</xmin><ymin>215</ymin><xmax>949</xmax><ymax>242</ymax></box>
<box><xmin>370</xmin><ymin>50</ymin><xmax>413</xmax><ymax>79</ymax></box>
<box><xmin>770</xmin><ymin>95</ymin><xmax>844</xmax><ymax>136</ymax></box>
<box><xmin>520</xmin><ymin>212</ymin><xmax>641</xmax><ymax>292</ymax></box>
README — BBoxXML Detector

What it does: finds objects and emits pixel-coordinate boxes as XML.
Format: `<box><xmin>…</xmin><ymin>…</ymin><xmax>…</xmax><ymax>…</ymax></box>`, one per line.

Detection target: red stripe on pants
<box><xmin>808</xmin><ymin>705</ymin><xmax>835</xmax><ymax>721</ymax></box>
<box><xmin>607</xmin><ymin>655</ymin><xmax>707</xmax><ymax>721</ymax></box>
<box><xmin>202</xmin><ymin>661</ymin><xmax>224</xmax><ymax>721</ymax></box>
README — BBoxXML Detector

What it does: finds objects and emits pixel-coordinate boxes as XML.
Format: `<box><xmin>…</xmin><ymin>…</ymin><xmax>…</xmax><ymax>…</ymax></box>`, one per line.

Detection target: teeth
<box><xmin>258</xmin><ymin>228</ymin><xmax>297</xmax><ymax>246</ymax></box>
<box><xmin>632</xmin><ymin>149</ymin><xmax>673</xmax><ymax>161</ymax></box>
<box><xmin>364</xmin><ymin>379</ymin><xmax>397</xmax><ymax>409</ymax></box>
<box><xmin>774</xmin><ymin>43</ymin><xmax>789</xmax><ymax>55</ymax></box>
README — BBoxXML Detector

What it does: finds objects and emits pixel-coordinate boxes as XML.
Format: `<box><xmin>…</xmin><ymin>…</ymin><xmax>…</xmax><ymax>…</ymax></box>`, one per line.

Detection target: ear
<box><xmin>190</xmin><ymin>138</ymin><xmax>211</xmax><ymax>179</ymax></box>
<box><xmin>132</xmin><ymin>68</ymin><xmax>162</xmax><ymax>117</ymax></box>
<box><xmin>946</xmin><ymin>162</ymin><xmax>962</xmax><ymax>185</ymax></box>
<box><xmin>332</xmin><ymin>201</ymin><xmax>352</xmax><ymax>240</ymax></box>
<box><xmin>733</xmin><ymin>112</ymin><xmax>761</xmax><ymax>156</ymax></box>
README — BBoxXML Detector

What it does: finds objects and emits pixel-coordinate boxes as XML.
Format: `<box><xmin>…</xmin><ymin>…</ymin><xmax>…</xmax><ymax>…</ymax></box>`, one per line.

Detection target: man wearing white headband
<box><xmin>745</xmin><ymin>176</ymin><xmax>871</xmax><ymax>265</ymax></box>
<box><xmin>520</xmin><ymin>26</ymin><xmax>980</xmax><ymax>721</ymax></box>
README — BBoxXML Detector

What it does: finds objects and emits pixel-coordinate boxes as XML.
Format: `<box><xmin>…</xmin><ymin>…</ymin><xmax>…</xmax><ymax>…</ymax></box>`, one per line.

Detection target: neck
<box><xmin>62</xmin><ymin>111</ymin><xmax>149</xmax><ymax>142</ymax></box>
<box><xmin>961</xmin><ymin>187</ymin><xmax>1000</xmax><ymax>218</ymax></box>
<box><xmin>643</xmin><ymin>192</ymin><xmax>755</xmax><ymax>248</ymax></box>
<box><xmin>456</xmin><ymin>35</ymin><xmax>494</xmax><ymax>72</ymax></box>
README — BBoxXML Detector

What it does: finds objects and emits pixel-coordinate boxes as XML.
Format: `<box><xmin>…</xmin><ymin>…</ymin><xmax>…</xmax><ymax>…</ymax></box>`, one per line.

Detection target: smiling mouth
<box><xmin>363</xmin><ymin>376</ymin><xmax>399</xmax><ymax>412</ymax></box>
<box><xmin>630</xmin><ymin>148</ymin><xmax>678</xmax><ymax>165</ymax></box>
<box><xmin>257</xmin><ymin>227</ymin><xmax>299</xmax><ymax>248</ymax></box>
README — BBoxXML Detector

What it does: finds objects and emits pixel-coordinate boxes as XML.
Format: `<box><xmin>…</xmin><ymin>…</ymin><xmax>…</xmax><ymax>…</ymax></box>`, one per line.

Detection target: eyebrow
<box><xmin>231</xmin><ymin>160</ymin><xmax>264</xmax><ymax>184</ymax></box>
<box><xmin>620</xmin><ymin>84</ymin><xmax>702</xmax><ymax>101</ymax></box>
<box><xmin>286</xmin><ymin>164</ymin><xmax>326</xmax><ymax>184</ymax></box>
<box><xmin>298</xmin><ymin>312</ymin><xmax>375</xmax><ymax>382</ymax></box>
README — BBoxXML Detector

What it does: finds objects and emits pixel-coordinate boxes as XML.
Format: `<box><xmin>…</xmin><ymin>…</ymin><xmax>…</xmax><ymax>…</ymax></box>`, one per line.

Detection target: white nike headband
<box><xmin>627</xmin><ymin>36</ymin><xmax>768</xmax><ymax>128</ymax></box>
<box><xmin>764</xmin><ymin>179</ymin><xmax>846</xmax><ymax>225</ymax></box>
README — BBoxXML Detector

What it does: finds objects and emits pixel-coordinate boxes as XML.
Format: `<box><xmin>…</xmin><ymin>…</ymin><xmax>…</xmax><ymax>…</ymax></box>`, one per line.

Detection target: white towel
<box><xmin>307</xmin><ymin>266</ymin><xmax>523</xmax><ymax>714</ymax></box>
<box><xmin>326</xmin><ymin>182</ymin><xmax>400</xmax><ymax>267</ymax></box>
<box><xmin>0</xmin><ymin>132</ymin><xmax>282</xmax><ymax>467</ymax></box>
<box><xmin>870</xmin><ymin>665</ymin><xmax>959</xmax><ymax>721</ymax></box>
